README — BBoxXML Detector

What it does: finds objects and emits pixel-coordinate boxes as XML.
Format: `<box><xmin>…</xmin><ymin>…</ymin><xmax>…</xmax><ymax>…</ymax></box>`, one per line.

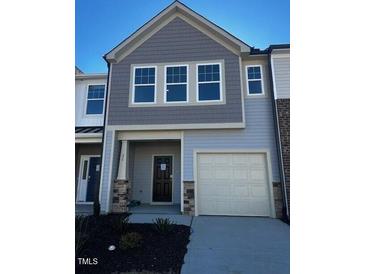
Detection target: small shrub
<box><xmin>153</xmin><ymin>218</ymin><xmax>175</xmax><ymax>234</ymax></box>
<box><xmin>112</xmin><ymin>215</ymin><xmax>130</xmax><ymax>234</ymax></box>
<box><xmin>119</xmin><ymin>232</ymin><xmax>143</xmax><ymax>250</ymax></box>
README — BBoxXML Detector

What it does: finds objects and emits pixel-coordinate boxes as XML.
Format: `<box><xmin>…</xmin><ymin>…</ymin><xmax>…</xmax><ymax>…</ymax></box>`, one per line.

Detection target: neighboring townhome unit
<box><xmin>99</xmin><ymin>1</ymin><xmax>289</xmax><ymax>219</ymax></box>
<box><xmin>269</xmin><ymin>45</ymin><xmax>290</xmax><ymax>217</ymax></box>
<box><xmin>75</xmin><ymin>68</ymin><xmax>107</xmax><ymax>215</ymax></box>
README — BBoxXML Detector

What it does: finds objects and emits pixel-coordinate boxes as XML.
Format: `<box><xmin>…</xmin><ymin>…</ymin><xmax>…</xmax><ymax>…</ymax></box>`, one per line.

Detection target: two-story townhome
<box><xmin>96</xmin><ymin>1</ymin><xmax>289</xmax><ymax>218</ymax></box>
<box><xmin>75</xmin><ymin>67</ymin><xmax>107</xmax><ymax>214</ymax></box>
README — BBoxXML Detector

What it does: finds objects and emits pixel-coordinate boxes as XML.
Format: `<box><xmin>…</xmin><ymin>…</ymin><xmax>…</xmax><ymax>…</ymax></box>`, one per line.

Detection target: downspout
<box><xmin>267</xmin><ymin>50</ymin><xmax>289</xmax><ymax>220</ymax></box>
<box><xmin>93</xmin><ymin>61</ymin><xmax>111</xmax><ymax>216</ymax></box>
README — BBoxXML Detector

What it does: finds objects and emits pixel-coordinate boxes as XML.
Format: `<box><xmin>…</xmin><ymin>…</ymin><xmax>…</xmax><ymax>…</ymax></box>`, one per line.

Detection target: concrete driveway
<box><xmin>182</xmin><ymin>216</ymin><xmax>289</xmax><ymax>274</ymax></box>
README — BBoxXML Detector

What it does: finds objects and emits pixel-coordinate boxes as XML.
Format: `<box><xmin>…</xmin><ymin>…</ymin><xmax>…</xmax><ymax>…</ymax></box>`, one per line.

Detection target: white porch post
<box><xmin>117</xmin><ymin>140</ymin><xmax>129</xmax><ymax>180</ymax></box>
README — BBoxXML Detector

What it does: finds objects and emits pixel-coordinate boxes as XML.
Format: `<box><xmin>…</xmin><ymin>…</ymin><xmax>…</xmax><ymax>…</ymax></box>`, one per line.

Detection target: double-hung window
<box><xmin>133</xmin><ymin>67</ymin><xmax>156</xmax><ymax>103</ymax></box>
<box><xmin>197</xmin><ymin>63</ymin><xmax>221</xmax><ymax>102</ymax></box>
<box><xmin>165</xmin><ymin>65</ymin><xmax>188</xmax><ymax>102</ymax></box>
<box><xmin>86</xmin><ymin>84</ymin><xmax>105</xmax><ymax>114</ymax></box>
<box><xmin>246</xmin><ymin>65</ymin><xmax>264</xmax><ymax>95</ymax></box>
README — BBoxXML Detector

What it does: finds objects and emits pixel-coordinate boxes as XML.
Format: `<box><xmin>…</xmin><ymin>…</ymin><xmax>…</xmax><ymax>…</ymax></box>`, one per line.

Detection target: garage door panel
<box><xmin>250</xmin><ymin>185</ymin><xmax>268</xmax><ymax>197</ymax></box>
<box><xmin>233</xmin><ymin>167</ymin><xmax>249</xmax><ymax>179</ymax></box>
<box><xmin>197</xmin><ymin>153</ymin><xmax>272</xmax><ymax>217</ymax></box>
<box><xmin>215</xmin><ymin>167</ymin><xmax>232</xmax><ymax>179</ymax></box>
<box><xmin>250</xmin><ymin>168</ymin><xmax>266</xmax><ymax>181</ymax></box>
<box><xmin>231</xmin><ymin>185</ymin><xmax>249</xmax><ymax>197</ymax></box>
<box><xmin>199</xmin><ymin>166</ymin><xmax>215</xmax><ymax>179</ymax></box>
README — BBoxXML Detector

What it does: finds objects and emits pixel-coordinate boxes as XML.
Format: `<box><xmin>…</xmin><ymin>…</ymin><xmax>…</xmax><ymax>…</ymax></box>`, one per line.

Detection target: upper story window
<box><xmin>133</xmin><ymin>66</ymin><xmax>156</xmax><ymax>103</ymax></box>
<box><xmin>246</xmin><ymin>65</ymin><xmax>264</xmax><ymax>95</ymax></box>
<box><xmin>197</xmin><ymin>63</ymin><xmax>222</xmax><ymax>102</ymax></box>
<box><xmin>165</xmin><ymin>65</ymin><xmax>188</xmax><ymax>103</ymax></box>
<box><xmin>86</xmin><ymin>84</ymin><xmax>105</xmax><ymax>115</ymax></box>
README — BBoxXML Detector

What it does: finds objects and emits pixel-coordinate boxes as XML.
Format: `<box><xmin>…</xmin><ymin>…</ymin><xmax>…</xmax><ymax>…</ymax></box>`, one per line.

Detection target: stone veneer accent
<box><xmin>112</xmin><ymin>180</ymin><xmax>129</xmax><ymax>213</ymax></box>
<box><xmin>183</xmin><ymin>181</ymin><xmax>195</xmax><ymax>216</ymax></box>
<box><xmin>276</xmin><ymin>99</ymin><xmax>290</xmax><ymax>213</ymax></box>
<box><xmin>273</xmin><ymin>182</ymin><xmax>284</xmax><ymax>219</ymax></box>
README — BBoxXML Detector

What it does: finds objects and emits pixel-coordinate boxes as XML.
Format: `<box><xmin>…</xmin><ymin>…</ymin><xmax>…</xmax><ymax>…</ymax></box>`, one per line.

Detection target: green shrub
<box><xmin>119</xmin><ymin>232</ymin><xmax>143</xmax><ymax>250</ymax></box>
<box><xmin>153</xmin><ymin>218</ymin><xmax>175</xmax><ymax>234</ymax></box>
<box><xmin>112</xmin><ymin>215</ymin><xmax>130</xmax><ymax>234</ymax></box>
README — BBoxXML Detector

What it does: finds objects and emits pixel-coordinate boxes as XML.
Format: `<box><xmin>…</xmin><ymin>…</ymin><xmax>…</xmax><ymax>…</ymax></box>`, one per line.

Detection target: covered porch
<box><xmin>111</xmin><ymin>131</ymin><xmax>183</xmax><ymax>214</ymax></box>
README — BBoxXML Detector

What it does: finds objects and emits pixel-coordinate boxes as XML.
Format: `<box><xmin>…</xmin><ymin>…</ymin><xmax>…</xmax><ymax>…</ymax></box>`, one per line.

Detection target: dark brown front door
<box><xmin>153</xmin><ymin>156</ymin><xmax>173</xmax><ymax>202</ymax></box>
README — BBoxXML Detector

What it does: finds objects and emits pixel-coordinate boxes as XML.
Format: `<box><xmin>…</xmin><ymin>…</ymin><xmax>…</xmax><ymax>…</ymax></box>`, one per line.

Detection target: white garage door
<box><xmin>197</xmin><ymin>153</ymin><xmax>272</xmax><ymax>216</ymax></box>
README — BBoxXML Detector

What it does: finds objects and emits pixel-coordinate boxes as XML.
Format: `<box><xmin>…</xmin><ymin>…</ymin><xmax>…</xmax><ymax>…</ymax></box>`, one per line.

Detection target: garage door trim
<box><xmin>193</xmin><ymin>148</ymin><xmax>276</xmax><ymax>218</ymax></box>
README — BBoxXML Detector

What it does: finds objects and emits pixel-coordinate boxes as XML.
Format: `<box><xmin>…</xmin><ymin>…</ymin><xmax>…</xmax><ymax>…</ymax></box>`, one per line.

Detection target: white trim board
<box><xmin>118</xmin><ymin>130</ymin><xmax>182</xmax><ymax>141</ymax></box>
<box><xmin>180</xmin><ymin>131</ymin><xmax>184</xmax><ymax>213</ymax></box>
<box><xmin>106</xmin><ymin>122</ymin><xmax>245</xmax><ymax>131</ymax></box>
<box><xmin>192</xmin><ymin>148</ymin><xmax>276</xmax><ymax>218</ymax></box>
<box><xmin>75</xmin><ymin>137</ymin><xmax>102</xmax><ymax>144</ymax></box>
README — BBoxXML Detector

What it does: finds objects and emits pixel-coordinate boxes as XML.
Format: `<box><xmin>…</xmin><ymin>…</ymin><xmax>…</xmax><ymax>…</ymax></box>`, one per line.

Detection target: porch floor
<box><xmin>129</xmin><ymin>204</ymin><xmax>181</xmax><ymax>215</ymax></box>
<box><xmin>75</xmin><ymin>203</ymin><xmax>93</xmax><ymax>216</ymax></box>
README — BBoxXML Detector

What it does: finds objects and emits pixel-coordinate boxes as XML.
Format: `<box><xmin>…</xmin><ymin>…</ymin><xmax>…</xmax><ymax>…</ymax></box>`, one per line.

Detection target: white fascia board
<box><xmin>75</xmin><ymin>133</ymin><xmax>103</xmax><ymax>143</ymax></box>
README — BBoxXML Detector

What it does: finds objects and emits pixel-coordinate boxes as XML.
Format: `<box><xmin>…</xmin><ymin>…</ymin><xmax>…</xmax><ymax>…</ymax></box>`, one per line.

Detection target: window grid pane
<box><xmin>135</xmin><ymin>67</ymin><xmax>155</xmax><ymax>85</ymax></box>
<box><xmin>247</xmin><ymin>66</ymin><xmax>261</xmax><ymax>80</ymax></box>
<box><xmin>87</xmin><ymin>85</ymin><xmax>105</xmax><ymax>99</ymax></box>
<box><xmin>166</xmin><ymin>66</ymin><xmax>187</xmax><ymax>84</ymax></box>
<box><xmin>198</xmin><ymin>64</ymin><xmax>220</xmax><ymax>83</ymax></box>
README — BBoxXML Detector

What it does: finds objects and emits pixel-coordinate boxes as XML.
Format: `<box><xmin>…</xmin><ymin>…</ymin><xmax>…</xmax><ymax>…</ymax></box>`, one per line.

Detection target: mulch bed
<box><xmin>76</xmin><ymin>214</ymin><xmax>191</xmax><ymax>274</ymax></box>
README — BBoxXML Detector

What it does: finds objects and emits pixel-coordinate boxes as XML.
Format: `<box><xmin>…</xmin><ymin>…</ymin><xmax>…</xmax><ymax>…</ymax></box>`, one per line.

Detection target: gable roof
<box><xmin>104</xmin><ymin>1</ymin><xmax>251</xmax><ymax>63</ymax></box>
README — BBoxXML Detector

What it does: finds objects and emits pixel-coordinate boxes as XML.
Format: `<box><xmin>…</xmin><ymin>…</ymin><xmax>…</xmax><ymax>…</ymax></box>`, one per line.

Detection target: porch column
<box><xmin>112</xmin><ymin>140</ymin><xmax>130</xmax><ymax>213</ymax></box>
<box><xmin>117</xmin><ymin>140</ymin><xmax>129</xmax><ymax>180</ymax></box>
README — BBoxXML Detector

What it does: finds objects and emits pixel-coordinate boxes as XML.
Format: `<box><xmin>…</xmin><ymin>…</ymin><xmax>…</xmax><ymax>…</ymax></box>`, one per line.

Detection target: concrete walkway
<box><xmin>182</xmin><ymin>216</ymin><xmax>289</xmax><ymax>274</ymax></box>
<box><xmin>129</xmin><ymin>213</ymin><xmax>192</xmax><ymax>226</ymax></box>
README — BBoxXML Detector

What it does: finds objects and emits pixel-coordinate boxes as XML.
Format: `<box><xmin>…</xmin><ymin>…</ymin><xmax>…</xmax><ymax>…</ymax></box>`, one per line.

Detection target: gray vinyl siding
<box><xmin>183</xmin><ymin>97</ymin><xmax>280</xmax><ymax>182</ymax></box>
<box><xmin>272</xmin><ymin>57</ymin><xmax>290</xmax><ymax>99</ymax></box>
<box><xmin>100</xmin><ymin>130</ymin><xmax>114</xmax><ymax>212</ymax></box>
<box><xmin>129</xmin><ymin>142</ymin><xmax>181</xmax><ymax>204</ymax></box>
<box><xmin>108</xmin><ymin>17</ymin><xmax>243</xmax><ymax>125</ymax></box>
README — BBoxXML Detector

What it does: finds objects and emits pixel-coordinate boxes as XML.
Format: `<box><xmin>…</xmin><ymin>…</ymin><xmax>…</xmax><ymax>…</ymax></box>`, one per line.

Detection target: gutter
<box><xmin>93</xmin><ymin>61</ymin><xmax>111</xmax><ymax>216</ymax></box>
<box><xmin>267</xmin><ymin>48</ymin><xmax>290</xmax><ymax>220</ymax></box>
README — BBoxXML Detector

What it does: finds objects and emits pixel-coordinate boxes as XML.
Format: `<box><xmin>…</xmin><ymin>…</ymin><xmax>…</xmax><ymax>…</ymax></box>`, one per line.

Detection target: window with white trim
<box><xmin>197</xmin><ymin>63</ymin><xmax>221</xmax><ymax>101</ymax></box>
<box><xmin>133</xmin><ymin>67</ymin><xmax>156</xmax><ymax>103</ymax></box>
<box><xmin>246</xmin><ymin>65</ymin><xmax>264</xmax><ymax>95</ymax></box>
<box><xmin>86</xmin><ymin>85</ymin><xmax>105</xmax><ymax>114</ymax></box>
<box><xmin>165</xmin><ymin>65</ymin><xmax>188</xmax><ymax>102</ymax></box>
